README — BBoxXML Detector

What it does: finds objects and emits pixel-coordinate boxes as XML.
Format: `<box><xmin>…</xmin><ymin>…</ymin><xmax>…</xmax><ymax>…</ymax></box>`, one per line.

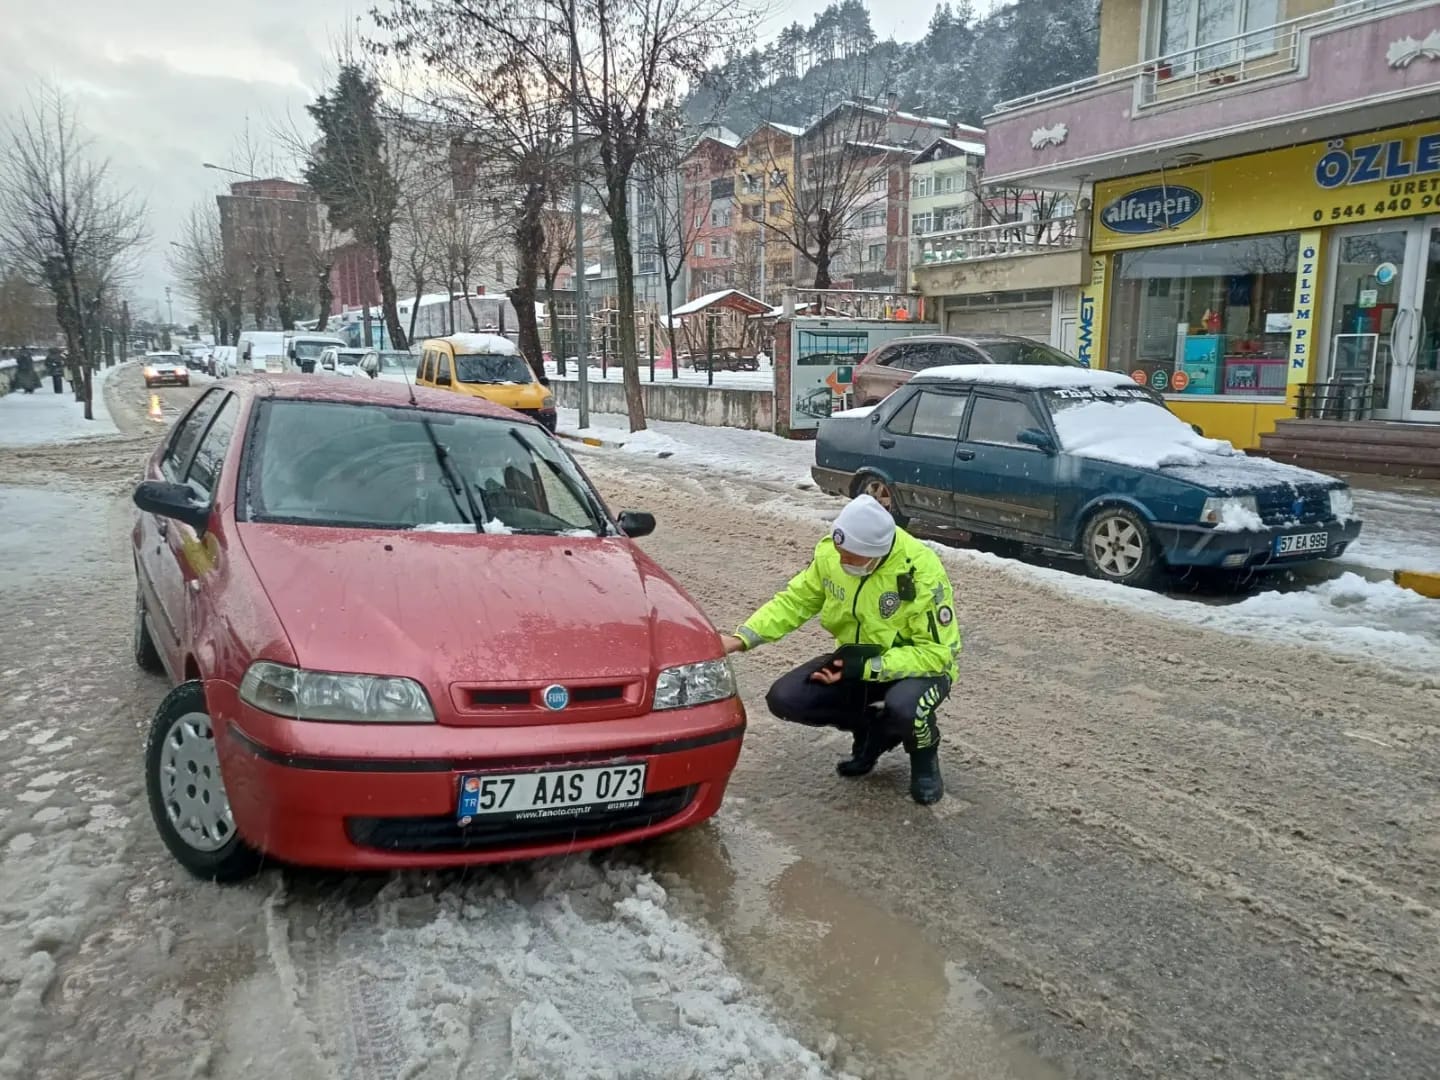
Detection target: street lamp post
<box><xmin>166</xmin><ymin>286</ymin><xmax>174</xmax><ymax>328</ymax></box>
<box><xmin>203</xmin><ymin>162</ymin><xmax>261</xmax><ymax>181</ymax></box>
<box><xmin>569</xmin><ymin>0</ymin><xmax>590</xmax><ymax>430</ymax></box>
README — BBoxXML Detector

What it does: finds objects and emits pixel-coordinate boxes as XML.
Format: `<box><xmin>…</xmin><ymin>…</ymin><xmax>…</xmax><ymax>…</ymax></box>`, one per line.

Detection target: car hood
<box><xmin>236</xmin><ymin>523</ymin><xmax>717</xmax><ymax>706</ymax></box>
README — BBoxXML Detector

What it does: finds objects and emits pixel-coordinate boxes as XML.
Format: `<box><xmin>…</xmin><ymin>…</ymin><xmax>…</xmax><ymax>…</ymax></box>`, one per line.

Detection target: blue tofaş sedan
<box><xmin>812</xmin><ymin>366</ymin><xmax>1362</xmax><ymax>589</ymax></box>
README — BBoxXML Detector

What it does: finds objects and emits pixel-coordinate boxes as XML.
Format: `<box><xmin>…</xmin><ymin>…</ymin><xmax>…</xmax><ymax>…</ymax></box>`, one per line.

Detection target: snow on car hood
<box><xmin>1053</xmin><ymin>400</ymin><xmax>1337</xmax><ymax>490</ymax></box>
<box><xmin>237</xmin><ymin>524</ymin><xmax>717</xmax><ymax>692</ymax></box>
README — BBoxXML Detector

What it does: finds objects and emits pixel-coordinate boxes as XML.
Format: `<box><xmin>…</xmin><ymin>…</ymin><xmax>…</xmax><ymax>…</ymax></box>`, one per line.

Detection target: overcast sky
<box><xmin>0</xmin><ymin>0</ymin><xmax>989</xmax><ymax>323</ymax></box>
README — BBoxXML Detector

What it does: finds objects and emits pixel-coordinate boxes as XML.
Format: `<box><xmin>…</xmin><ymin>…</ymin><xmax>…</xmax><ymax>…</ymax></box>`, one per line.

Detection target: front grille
<box><xmin>346</xmin><ymin>786</ymin><xmax>696</xmax><ymax>853</ymax></box>
<box><xmin>1256</xmin><ymin>485</ymin><xmax>1331</xmax><ymax>526</ymax></box>
<box><xmin>455</xmin><ymin>679</ymin><xmax>640</xmax><ymax>718</ymax></box>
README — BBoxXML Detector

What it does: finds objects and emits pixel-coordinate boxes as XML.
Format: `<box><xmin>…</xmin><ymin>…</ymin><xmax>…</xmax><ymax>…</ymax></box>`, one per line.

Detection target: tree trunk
<box><xmin>406</xmin><ymin>281</ymin><xmax>424</xmax><ymax>346</ymax></box>
<box><xmin>373</xmin><ymin>230</ymin><xmax>407</xmax><ymax>350</ymax></box>
<box><xmin>813</xmin><ymin>209</ymin><xmax>834</xmax><ymax>291</ymax></box>
<box><xmin>275</xmin><ymin>261</ymin><xmax>296</xmax><ymax>330</ymax></box>
<box><xmin>663</xmin><ymin>277</ymin><xmax>679</xmax><ymax>380</ymax></box>
<box><xmin>315</xmin><ymin>267</ymin><xmax>332</xmax><ymax>332</ymax></box>
<box><xmin>509</xmin><ymin>187</ymin><xmax>548</xmax><ymax>385</ymax></box>
<box><xmin>462</xmin><ymin>285</ymin><xmax>479</xmax><ymax>332</ymax></box>
<box><xmin>81</xmin><ymin>361</ymin><xmax>94</xmax><ymax>421</ymax></box>
<box><xmin>608</xmin><ymin>197</ymin><xmax>646</xmax><ymax>432</ymax></box>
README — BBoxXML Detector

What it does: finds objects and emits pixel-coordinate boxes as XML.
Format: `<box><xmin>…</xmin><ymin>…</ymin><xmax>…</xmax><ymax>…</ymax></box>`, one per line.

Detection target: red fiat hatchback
<box><xmin>131</xmin><ymin>376</ymin><xmax>744</xmax><ymax>880</ymax></box>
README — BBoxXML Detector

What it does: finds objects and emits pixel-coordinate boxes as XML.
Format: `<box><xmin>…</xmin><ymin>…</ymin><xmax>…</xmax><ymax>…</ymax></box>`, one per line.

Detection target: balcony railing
<box><xmin>916</xmin><ymin>215</ymin><xmax>1080</xmax><ymax>266</ymax></box>
<box><xmin>989</xmin><ymin>0</ymin><xmax>1411</xmax><ymax>115</ymax></box>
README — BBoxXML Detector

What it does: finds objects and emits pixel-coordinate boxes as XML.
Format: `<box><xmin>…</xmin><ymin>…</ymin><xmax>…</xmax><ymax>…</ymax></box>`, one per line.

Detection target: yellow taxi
<box><xmin>415</xmin><ymin>334</ymin><xmax>556</xmax><ymax>431</ymax></box>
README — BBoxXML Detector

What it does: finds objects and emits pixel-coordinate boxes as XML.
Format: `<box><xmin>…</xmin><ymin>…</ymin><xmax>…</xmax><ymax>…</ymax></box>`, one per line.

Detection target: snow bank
<box><xmin>0</xmin><ymin>365</ymin><xmax>118</xmax><ymax>447</ymax></box>
<box><xmin>286</xmin><ymin>860</ymin><xmax>843</xmax><ymax>1079</ymax></box>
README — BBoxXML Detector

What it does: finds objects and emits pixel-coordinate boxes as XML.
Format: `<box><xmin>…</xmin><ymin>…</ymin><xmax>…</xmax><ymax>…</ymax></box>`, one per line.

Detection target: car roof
<box><xmin>910</xmin><ymin>364</ymin><xmax>1137</xmax><ymax>392</ymax></box>
<box><xmin>429</xmin><ymin>333</ymin><xmax>520</xmax><ymax>356</ymax></box>
<box><xmin>225</xmin><ymin>372</ymin><xmax>537</xmax><ymax>423</ymax></box>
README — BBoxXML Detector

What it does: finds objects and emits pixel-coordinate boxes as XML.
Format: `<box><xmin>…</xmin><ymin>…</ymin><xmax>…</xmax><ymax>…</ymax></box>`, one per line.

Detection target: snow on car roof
<box><xmin>439</xmin><ymin>333</ymin><xmax>519</xmax><ymax>355</ymax></box>
<box><xmin>911</xmin><ymin>365</ymin><xmax>1135</xmax><ymax>390</ymax></box>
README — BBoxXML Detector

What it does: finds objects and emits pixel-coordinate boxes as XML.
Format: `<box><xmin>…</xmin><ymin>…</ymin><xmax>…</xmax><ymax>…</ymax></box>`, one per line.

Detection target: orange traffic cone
<box><xmin>148</xmin><ymin>394</ymin><xmax>163</xmax><ymax>422</ymax></box>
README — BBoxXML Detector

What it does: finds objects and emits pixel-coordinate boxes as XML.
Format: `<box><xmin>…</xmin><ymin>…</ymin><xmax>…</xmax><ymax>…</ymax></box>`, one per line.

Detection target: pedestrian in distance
<box><xmin>14</xmin><ymin>347</ymin><xmax>40</xmax><ymax>394</ymax></box>
<box><xmin>722</xmin><ymin>494</ymin><xmax>961</xmax><ymax>805</ymax></box>
<box><xmin>45</xmin><ymin>348</ymin><xmax>64</xmax><ymax>393</ymax></box>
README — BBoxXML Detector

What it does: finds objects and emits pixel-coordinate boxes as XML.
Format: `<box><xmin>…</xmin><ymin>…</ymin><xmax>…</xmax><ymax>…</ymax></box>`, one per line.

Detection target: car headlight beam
<box><xmin>653</xmin><ymin>658</ymin><xmax>736</xmax><ymax>711</ymax></box>
<box><xmin>239</xmin><ymin>661</ymin><xmax>435</xmax><ymax>723</ymax></box>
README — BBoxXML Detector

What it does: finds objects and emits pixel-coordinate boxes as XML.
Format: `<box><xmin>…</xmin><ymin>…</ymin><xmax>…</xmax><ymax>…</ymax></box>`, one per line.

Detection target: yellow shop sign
<box><xmin>1092</xmin><ymin>119</ymin><xmax>1440</xmax><ymax>251</ymax></box>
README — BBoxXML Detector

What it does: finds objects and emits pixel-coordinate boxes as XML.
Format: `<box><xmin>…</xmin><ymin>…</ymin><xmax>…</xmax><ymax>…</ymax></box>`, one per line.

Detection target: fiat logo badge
<box><xmin>542</xmin><ymin>684</ymin><xmax>570</xmax><ymax>711</ymax></box>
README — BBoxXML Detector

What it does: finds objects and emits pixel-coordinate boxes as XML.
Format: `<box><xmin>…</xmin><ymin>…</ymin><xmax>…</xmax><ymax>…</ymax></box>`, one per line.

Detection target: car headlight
<box><xmin>541</xmin><ymin>394</ymin><xmax>555</xmax><ymax>410</ymax></box>
<box><xmin>143</xmin><ymin>367</ymin><xmax>157</xmax><ymax>378</ymax></box>
<box><xmin>653</xmin><ymin>659</ymin><xmax>736</xmax><ymax>711</ymax></box>
<box><xmin>239</xmin><ymin>660</ymin><xmax>434</xmax><ymax>723</ymax></box>
<box><xmin>1200</xmin><ymin>495</ymin><xmax>1260</xmax><ymax>527</ymax></box>
<box><xmin>1329</xmin><ymin>488</ymin><xmax>1355</xmax><ymax>521</ymax></box>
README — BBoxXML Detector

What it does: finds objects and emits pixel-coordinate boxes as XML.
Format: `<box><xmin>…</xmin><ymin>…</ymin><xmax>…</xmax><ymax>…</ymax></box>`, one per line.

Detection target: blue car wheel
<box><xmin>1081</xmin><ymin>507</ymin><xmax>1161</xmax><ymax>589</ymax></box>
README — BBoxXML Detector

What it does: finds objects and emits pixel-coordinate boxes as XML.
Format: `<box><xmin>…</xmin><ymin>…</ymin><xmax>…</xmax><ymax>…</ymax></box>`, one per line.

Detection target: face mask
<box><xmin>840</xmin><ymin>560</ymin><xmax>877</xmax><ymax>577</ymax></box>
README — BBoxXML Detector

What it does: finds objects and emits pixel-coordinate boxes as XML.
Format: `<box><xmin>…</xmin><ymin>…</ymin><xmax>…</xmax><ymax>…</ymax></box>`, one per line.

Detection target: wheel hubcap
<box><xmin>1092</xmin><ymin>518</ymin><xmax>1143</xmax><ymax>577</ymax></box>
<box><xmin>863</xmin><ymin>479</ymin><xmax>893</xmax><ymax>510</ymax></box>
<box><xmin>158</xmin><ymin>711</ymin><xmax>235</xmax><ymax>852</ymax></box>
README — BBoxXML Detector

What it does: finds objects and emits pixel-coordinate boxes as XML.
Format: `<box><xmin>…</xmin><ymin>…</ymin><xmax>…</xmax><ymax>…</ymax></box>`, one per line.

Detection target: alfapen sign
<box><xmin>1077</xmin><ymin>294</ymin><xmax>1095</xmax><ymax>367</ymax></box>
<box><xmin>1100</xmin><ymin>185</ymin><xmax>1203</xmax><ymax>234</ymax></box>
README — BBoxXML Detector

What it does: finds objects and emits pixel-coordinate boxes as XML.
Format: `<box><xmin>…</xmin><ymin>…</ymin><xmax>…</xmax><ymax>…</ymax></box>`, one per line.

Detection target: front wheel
<box><xmin>145</xmin><ymin>682</ymin><xmax>263</xmax><ymax>882</ymax></box>
<box><xmin>1081</xmin><ymin>507</ymin><xmax>1161</xmax><ymax>589</ymax></box>
<box><xmin>852</xmin><ymin>473</ymin><xmax>907</xmax><ymax>525</ymax></box>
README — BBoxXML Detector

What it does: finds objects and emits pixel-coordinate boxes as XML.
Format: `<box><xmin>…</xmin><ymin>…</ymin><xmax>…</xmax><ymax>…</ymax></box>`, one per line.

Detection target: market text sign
<box><xmin>1090</xmin><ymin>120</ymin><xmax>1440</xmax><ymax>250</ymax></box>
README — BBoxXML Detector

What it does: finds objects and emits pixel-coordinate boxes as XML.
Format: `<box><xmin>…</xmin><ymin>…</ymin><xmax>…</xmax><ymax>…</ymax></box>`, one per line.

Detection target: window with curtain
<box><xmin>1155</xmin><ymin>0</ymin><xmax>1280</xmax><ymax>70</ymax></box>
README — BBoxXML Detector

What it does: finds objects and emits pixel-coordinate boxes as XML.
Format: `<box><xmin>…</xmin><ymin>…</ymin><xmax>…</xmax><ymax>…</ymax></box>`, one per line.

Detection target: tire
<box><xmin>1081</xmin><ymin>507</ymin><xmax>1162</xmax><ymax>589</ymax></box>
<box><xmin>852</xmin><ymin>472</ymin><xmax>908</xmax><ymax>525</ymax></box>
<box><xmin>145</xmin><ymin>681</ymin><xmax>263</xmax><ymax>882</ymax></box>
<box><xmin>133</xmin><ymin>588</ymin><xmax>165</xmax><ymax>674</ymax></box>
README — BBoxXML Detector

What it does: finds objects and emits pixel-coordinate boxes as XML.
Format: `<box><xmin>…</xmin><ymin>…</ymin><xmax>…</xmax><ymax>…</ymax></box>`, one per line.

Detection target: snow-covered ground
<box><xmin>559</xmin><ymin>409</ymin><xmax>1440</xmax><ymax>674</ymax></box>
<box><xmin>0</xmin><ymin>366</ymin><xmax>118</xmax><ymax>447</ymax></box>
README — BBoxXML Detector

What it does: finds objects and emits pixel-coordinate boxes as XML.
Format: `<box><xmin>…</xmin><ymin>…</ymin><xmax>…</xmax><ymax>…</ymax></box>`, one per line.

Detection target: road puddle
<box><xmin>648</xmin><ymin>815</ymin><xmax>1063</xmax><ymax>1079</ymax></box>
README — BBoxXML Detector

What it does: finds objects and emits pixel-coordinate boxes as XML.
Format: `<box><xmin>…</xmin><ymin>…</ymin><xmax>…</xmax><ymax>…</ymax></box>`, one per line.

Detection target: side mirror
<box><xmin>1017</xmin><ymin>427</ymin><xmax>1058</xmax><ymax>454</ymax></box>
<box><xmin>133</xmin><ymin>480</ymin><xmax>211</xmax><ymax>534</ymax></box>
<box><xmin>617</xmin><ymin>510</ymin><xmax>656</xmax><ymax>538</ymax></box>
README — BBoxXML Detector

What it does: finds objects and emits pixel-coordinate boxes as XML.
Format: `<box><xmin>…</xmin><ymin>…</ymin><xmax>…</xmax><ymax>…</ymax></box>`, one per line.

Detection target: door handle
<box><xmin>878</xmin><ymin>436</ymin><xmax>896</xmax><ymax>448</ymax></box>
<box><xmin>955</xmin><ymin>449</ymin><xmax>976</xmax><ymax>461</ymax></box>
<box><xmin>1390</xmin><ymin>307</ymin><xmax>1410</xmax><ymax>369</ymax></box>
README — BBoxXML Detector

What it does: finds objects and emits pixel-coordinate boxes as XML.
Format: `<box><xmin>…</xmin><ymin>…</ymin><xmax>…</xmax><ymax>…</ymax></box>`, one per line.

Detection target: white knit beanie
<box><xmin>831</xmin><ymin>495</ymin><xmax>896</xmax><ymax>558</ymax></box>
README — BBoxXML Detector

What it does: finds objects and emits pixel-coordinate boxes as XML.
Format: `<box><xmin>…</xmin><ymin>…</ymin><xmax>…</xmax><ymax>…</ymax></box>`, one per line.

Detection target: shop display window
<box><xmin>1106</xmin><ymin>232</ymin><xmax>1297</xmax><ymax>397</ymax></box>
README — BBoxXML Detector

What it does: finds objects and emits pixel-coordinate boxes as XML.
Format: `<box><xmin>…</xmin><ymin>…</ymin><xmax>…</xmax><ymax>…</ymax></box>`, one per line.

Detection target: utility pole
<box><xmin>570</xmin><ymin>0</ymin><xmax>590</xmax><ymax>430</ymax></box>
<box><xmin>165</xmin><ymin>285</ymin><xmax>174</xmax><ymax>329</ymax></box>
<box><xmin>120</xmin><ymin>300</ymin><xmax>130</xmax><ymax>363</ymax></box>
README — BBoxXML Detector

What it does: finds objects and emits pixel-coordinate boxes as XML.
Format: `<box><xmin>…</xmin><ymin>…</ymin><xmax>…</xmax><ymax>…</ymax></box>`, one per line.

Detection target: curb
<box><xmin>554</xmin><ymin>429</ymin><xmax>626</xmax><ymax>450</ymax></box>
<box><xmin>1393</xmin><ymin>569</ymin><xmax>1440</xmax><ymax>599</ymax></box>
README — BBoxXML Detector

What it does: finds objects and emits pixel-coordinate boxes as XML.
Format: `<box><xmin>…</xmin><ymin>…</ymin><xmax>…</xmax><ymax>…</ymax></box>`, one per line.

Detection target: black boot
<box><xmin>908</xmin><ymin>747</ymin><xmax>944</xmax><ymax>805</ymax></box>
<box><xmin>836</xmin><ymin>728</ymin><xmax>901</xmax><ymax>777</ymax></box>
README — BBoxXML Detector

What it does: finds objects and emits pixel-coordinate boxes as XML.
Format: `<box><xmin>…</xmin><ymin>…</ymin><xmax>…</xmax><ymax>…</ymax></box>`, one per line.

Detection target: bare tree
<box><xmin>378</xmin><ymin>0</ymin><xmax>755</xmax><ymax>430</ymax></box>
<box><xmin>975</xmin><ymin>184</ymin><xmax>1077</xmax><ymax>248</ymax></box>
<box><xmin>170</xmin><ymin>202</ymin><xmax>245</xmax><ymax>343</ymax></box>
<box><xmin>0</xmin><ymin>86</ymin><xmax>147</xmax><ymax>418</ymax></box>
<box><xmin>372</xmin><ymin>8</ymin><xmax>579</xmax><ymax>383</ymax></box>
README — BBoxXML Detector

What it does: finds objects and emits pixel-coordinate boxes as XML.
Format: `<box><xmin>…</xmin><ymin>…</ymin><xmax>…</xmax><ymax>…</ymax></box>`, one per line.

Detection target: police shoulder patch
<box><xmin>832</xmin><ymin>527</ymin><xmax>845</xmax><ymax>547</ymax></box>
<box><xmin>878</xmin><ymin>591</ymin><xmax>902</xmax><ymax>619</ymax></box>
<box><xmin>937</xmin><ymin>605</ymin><xmax>954</xmax><ymax>626</ymax></box>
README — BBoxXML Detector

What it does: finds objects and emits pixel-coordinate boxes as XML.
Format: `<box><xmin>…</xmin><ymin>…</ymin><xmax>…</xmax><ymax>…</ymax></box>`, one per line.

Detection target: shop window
<box><xmin>1106</xmin><ymin>232</ymin><xmax>1298</xmax><ymax>398</ymax></box>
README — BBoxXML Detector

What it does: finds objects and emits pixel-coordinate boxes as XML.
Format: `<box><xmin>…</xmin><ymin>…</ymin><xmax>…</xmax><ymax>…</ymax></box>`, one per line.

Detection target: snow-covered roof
<box><xmin>671</xmin><ymin>288</ymin><xmax>769</xmax><ymax>317</ymax></box>
<box><xmin>940</xmin><ymin>136</ymin><xmax>986</xmax><ymax>155</ymax></box>
<box><xmin>437</xmin><ymin>333</ymin><xmax>519</xmax><ymax>355</ymax></box>
<box><xmin>769</xmin><ymin>122</ymin><xmax>805</xmax><ymax>137</ymax></box>
<box><xmin>911</xmin><ymin>365</ymin><xmax>1133</xmax><ymax>390</ymax></box>
<box><xmin>846</xmin><ymin>140</ymin><xmax>915</xmax><ymax>156</ymax></box>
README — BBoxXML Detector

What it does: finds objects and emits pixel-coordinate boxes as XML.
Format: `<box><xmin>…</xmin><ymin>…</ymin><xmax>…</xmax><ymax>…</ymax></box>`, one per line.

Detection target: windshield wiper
<box><xmin>420</xmin><ymin>418</ymin><xmax>487</xmax><ymax>532</ymax></box>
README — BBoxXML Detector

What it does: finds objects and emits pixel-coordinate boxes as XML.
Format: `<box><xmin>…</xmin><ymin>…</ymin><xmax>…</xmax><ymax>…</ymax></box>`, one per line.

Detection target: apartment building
<box><xmin>980</xmin><ymin>0</ymin><xmax>1440</xmax><ymax>450</ymax></box>
<box><xmin>681</xmin><ymin>129</ymin><xmax>742</xmax><ymax>299</ymax></box>
<box><xmin>733</xmin><ymin>121</ymin><xmax>804</xmax><ymax>303</ymax></box>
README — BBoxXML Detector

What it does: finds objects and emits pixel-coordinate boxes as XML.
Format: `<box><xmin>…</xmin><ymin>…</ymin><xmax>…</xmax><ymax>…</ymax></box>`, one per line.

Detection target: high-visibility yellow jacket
<box><xmin>736</xmin><ymin>528</ymin><xmax>961</xmax><ymax>683</ymax></box>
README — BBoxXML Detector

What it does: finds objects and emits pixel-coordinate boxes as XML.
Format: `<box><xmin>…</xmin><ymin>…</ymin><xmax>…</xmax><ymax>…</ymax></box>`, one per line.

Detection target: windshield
<box><xmin>981</xmin><ymin>341</ymin><xmax>1081</xmax><ymax>367</ymax></box>
<box><xmin>242</xmin><ymin>400</ymin><xmax>606</xmax><ymax>534</ymax></box>
<box><xmin>455</xmin><ymin>353</ymin><xmax>533</xmax><ymax>385</ymax></box>
<box><xmin>293</xmin><ymin>341</ymin><xmax>336</xmax><ymax>361</ymax></box>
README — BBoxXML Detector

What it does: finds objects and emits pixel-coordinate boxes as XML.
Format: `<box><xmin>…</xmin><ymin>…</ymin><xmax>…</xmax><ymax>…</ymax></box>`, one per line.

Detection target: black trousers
<box><xmin>765</xmin><ymin>654</ymin><xmax>949</xmax><ymax>752</ymax></box>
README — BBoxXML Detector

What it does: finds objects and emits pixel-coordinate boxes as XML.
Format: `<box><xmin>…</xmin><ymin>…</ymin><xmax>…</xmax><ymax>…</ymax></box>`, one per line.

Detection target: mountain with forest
<box><xmin>685</xmin><ymin>0</ymin><xmax>1100</xmax><ymax>135</ymax></box>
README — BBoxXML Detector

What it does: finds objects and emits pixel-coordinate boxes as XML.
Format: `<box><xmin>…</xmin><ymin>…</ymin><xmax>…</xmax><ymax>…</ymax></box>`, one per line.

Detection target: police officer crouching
<box><xmin>723</xmin><ymin>495</ymin><xmax>961</xmax><ymax>805</ymax></box>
